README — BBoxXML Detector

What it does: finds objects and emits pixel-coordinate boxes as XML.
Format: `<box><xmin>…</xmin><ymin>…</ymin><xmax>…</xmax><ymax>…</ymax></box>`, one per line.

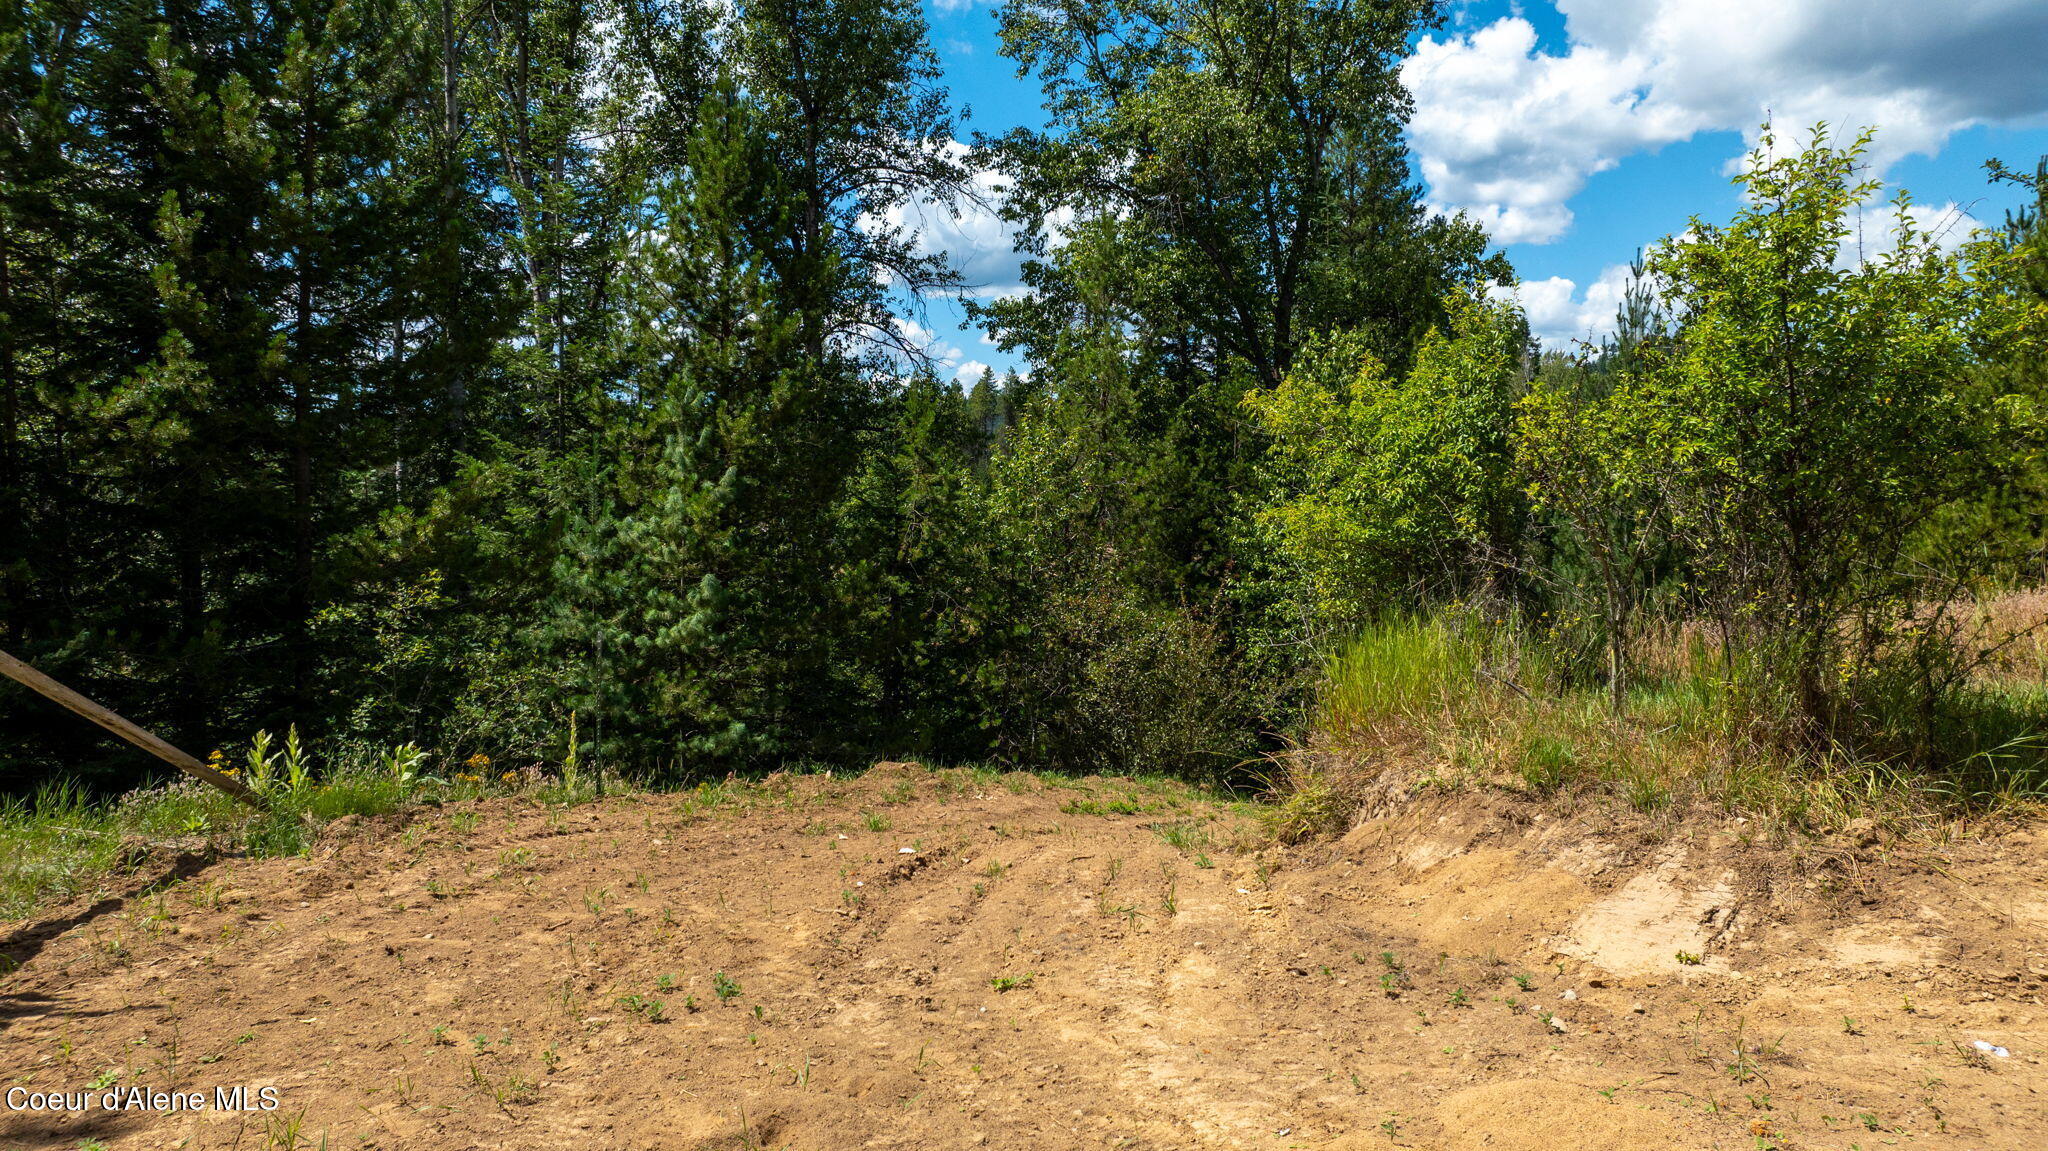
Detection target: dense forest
<box><xmin>3</xmin><ymin>0</ymin><xmax>2046</xmax><ymax>803</ymax></box>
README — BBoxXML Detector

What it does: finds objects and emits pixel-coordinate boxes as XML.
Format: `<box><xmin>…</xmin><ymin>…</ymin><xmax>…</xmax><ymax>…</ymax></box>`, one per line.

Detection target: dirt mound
<box><xmin>2</xmin><ymin>769</ymin><xmax>2044</xmax><ymax>1148</ymax></box>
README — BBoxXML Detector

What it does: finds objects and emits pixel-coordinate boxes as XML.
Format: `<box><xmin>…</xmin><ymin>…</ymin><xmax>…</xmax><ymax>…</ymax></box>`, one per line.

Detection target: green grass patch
<box><xmin>1298</xmin><ymin>612</ymin><xmax>2048</xmax><ymax>830</ymax></box>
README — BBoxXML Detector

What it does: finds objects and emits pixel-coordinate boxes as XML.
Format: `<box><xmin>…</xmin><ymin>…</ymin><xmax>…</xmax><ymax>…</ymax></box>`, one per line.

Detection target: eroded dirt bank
<box><xmin>2</xmin><ymin>766</ymin><xmax>2045</xmax><ymax>1149</ymax></box>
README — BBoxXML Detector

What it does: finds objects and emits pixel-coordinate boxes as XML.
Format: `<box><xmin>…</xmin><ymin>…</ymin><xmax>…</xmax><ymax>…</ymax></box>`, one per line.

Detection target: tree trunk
<box><xmin>0</xmin><ymin>221</ymin><xmax>21</xmax><ymax>645</ymax></box>
<box><xmin>439</xmin><ymin>0</ymin><xmax>467</xmax><ymax>447</ymax></box>
<box><xmin>291</xmin><ymin>117</ymin><xmax>318</xmax><ymax>711</ymax></box>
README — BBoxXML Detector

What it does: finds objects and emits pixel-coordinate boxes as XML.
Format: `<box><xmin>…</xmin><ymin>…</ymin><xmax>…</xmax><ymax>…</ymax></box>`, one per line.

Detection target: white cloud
<box><xmin>1405</xmin><ymin>0</ymin><xmax>2048</xmax><ymax>245</ymax></box>
<box><xmin>868</xmin><ymin>143</ymin><xmax>1077</xmax><ymax>302</ymax></box>
<box><xmin>883</xmin><ymin>188</ymin><xmax>1017</xmax><ymax>290</ymax></box>
<box><xmin>900</xmin><ymin>319</ymin><xmax>993</xmax><ymax>381</ymax></box>
<box><xmin>1406</xmin><ymin>19</ymin><xmax>1701</xmax><ymax>243</ymax></box>
<box><xmin>1504</xmin><ymin>263</ymin><xmax>1638</xmax><ymax>348</ymax></box>
<box><xmin>862</xmin><ymin>143</ymin><xmax>1032</xmax><ymax>300</ymax></box>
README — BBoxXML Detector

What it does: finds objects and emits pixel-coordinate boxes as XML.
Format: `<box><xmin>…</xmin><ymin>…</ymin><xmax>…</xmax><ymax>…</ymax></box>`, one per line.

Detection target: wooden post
<box><xmin>0</xmin><ymin>648</ymin><xmax>267</xmax><ymax>809</ymax></box>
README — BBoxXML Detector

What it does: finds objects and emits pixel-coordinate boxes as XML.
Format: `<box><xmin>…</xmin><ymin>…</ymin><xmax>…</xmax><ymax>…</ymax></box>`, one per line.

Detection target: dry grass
<box><xmin>1964</xmin><ymin>586</ymin><xmax>2048</xmax><ymax>681</ymax></box>
<box><xmin>1279</xmin><ymin>595</ymin><xmax>2048</xmax><ymax>836</ymax></box>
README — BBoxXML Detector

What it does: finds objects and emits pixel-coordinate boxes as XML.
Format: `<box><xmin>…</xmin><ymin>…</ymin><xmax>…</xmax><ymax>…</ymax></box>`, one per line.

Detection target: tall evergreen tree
<box><xmin>729</xmin><ymin>0</ymin><xmax>970</xmax><ymax>362</ymax></box>
<box><xmin>0</xmin><ymin>0</ymin><xmax>436</xmax><ymax>775</ymax></box>
<box><xmin>551</xmin><ymin>87</ymin><xmax>861</xmax><ymax>769</ymax></box>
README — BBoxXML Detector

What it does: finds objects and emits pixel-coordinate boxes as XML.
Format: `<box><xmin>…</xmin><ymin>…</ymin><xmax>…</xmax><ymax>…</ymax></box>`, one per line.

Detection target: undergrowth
<box><xmin>22</xmin><ymin>596</ymin><xmax>2045</xmax><ymax>922</ymax></box>
<box><xmin>1265</xmin><ymin>607</ymin><xmax>2048</xmax><ymax>840</ymax></box>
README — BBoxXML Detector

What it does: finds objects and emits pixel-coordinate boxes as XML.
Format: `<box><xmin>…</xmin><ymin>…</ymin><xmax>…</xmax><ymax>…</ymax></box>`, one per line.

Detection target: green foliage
<box><xmin>952</xmin><ymin>0</ymin><xmax>1513</xmax><ymax>780</ymax></box>
<box><xmin>988</xmin><ymin>0</ymin><xmax>1504</xmax><ymax>385</ymax></box>
<box><xmin>976</xmin><ymin>399</ymin><xmax>1261</xmax><ymax>779</ymax></box>
<box><xmin>0</xmin><ymin>0</ymin><xmax>986</xmax><ymax>788</ymax></box>
<box><xmin>5</xmin><ymin>0</ymin><xmax>2046</xmax><ymax>833</ymax></box>
<box><xmin>550</xmin><ymin>85</ymin><xmax>852</xmax><ymax>769</ymax></box>
<box><xmin>1244</xmin><ymin>291</ymin><xmax>1528</xmax><ymax>633</ymax></box>
<box><xmin>1912</xmin><ymin>159</ymin><xmax>2048</xmax><ymax>581</ymax></box>
<box><xmin>1509</xmin><ymin>129</ymin><xmax>2048</xmax><ymax>764</ymax></box>
<box><xmin>385</xmin><ymin>743</ymin><xmax>427</xmax><ymax>790</ymax></box>
<box><xmin>1636</xmin><ymin>133</ymin><xmax>1984</xmax><ymax>603</ymax></box>
<box><xmin>1517</xmin><ymin>340</ymin><xmax>1669</xmax><ymax>707</ymax></box>
<box><xmin>728</xmin><ymin>0</ymin><xmax>969</xmax><ymax>336</ymax></box>
<box><xmin>1614</xmin><ymin>126</ymin><xmax>2030</xmax><ymax>734</ymax></box>
<box><xmin>315</xmin><ymin>452</ymin><xmax>576</xmax><ymax>762</ymax></box>
<box><xmin>833</xmin><ymin>372</ymin><xmax>1009</xmax><ymax>757</ymax></box>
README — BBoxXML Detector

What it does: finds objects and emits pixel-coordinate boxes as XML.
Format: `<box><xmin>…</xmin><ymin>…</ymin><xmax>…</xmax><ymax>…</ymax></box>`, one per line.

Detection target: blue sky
<box><xmin>907</xmin><ymin>0</ymin><xmax>2048</xmax><ymax>374</ymax></box>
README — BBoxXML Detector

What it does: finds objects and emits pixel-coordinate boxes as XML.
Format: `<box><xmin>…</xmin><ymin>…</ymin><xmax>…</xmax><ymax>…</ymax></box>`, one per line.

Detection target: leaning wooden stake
<box><xmin>0</xmin><ymin>648</ymin><xmax>267</xmax><ymax>809</ymax></box>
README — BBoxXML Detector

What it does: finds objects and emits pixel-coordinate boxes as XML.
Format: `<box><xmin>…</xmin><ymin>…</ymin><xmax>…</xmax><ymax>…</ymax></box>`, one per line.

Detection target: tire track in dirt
<box><xmin>4</xmin><ymin>770</ymin><xmax>2047</xmax><ymax>1150</ymax></box>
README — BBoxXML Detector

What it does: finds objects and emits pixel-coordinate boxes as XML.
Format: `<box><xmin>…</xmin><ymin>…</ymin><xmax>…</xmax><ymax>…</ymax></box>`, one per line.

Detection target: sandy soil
<box><xmin>2</xmin><ymin>763</ymin><xmax>2046</xmax><ymax>1150</ymax></box>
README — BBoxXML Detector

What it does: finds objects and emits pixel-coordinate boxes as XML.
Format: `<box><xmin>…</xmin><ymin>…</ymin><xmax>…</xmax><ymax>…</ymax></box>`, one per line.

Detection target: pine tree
<box><xmin>0</xmin><ymin>0</ymin><xmax>430</xmax><ymax>758</ymax></box>
<box><xmin>837</xmin><ymin>371</ymin><xmax>1006</xmax><ymax>756</ymax></box>
<box><xmin>551</xmin><ymin>85</ymin><xmax>858</xmax><ymax>771</ymax></box>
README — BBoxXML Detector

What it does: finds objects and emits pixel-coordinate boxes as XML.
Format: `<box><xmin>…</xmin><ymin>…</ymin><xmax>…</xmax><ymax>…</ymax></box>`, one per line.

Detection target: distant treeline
<box><xmin>1</xmin><ymin>0</ymin><xmax>2043</xmax><ymax>793</ymax></box>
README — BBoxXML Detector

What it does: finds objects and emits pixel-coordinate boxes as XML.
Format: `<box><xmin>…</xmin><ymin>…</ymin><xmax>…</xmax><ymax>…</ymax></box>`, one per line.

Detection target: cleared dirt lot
<box><xmin>3</xmin><ymin>764</ymin><xmax>2046</xmax><ymax>1149</ymax></box>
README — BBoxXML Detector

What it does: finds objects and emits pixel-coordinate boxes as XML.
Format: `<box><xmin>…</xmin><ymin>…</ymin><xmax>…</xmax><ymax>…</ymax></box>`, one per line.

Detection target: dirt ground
<box><xmin>3</xmin><ymin>764</ymin><xmax>2046</xmax><ymax>1150</ymax></box>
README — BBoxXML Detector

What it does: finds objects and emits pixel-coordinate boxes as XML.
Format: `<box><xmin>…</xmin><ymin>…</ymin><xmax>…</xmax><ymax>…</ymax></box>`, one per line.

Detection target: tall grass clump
<box><xmin>1283</xmin><ymin>592</ymin><xmax>2048</xmax><ymax>835</ymax></box>
<box><xmin>1264</xmin><ymin>614</ymin><xmax>1542</xmax><ymax>839</ymax></box>
<box><xmin>0</xmin><ymin>782</ymin><xmax>130</xmax><ymax>920</ymax></box>
<box><xmin>1316</xmin><ymin>615</ymin><xmax>1486</xmax><ymax>740</ymax></box>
